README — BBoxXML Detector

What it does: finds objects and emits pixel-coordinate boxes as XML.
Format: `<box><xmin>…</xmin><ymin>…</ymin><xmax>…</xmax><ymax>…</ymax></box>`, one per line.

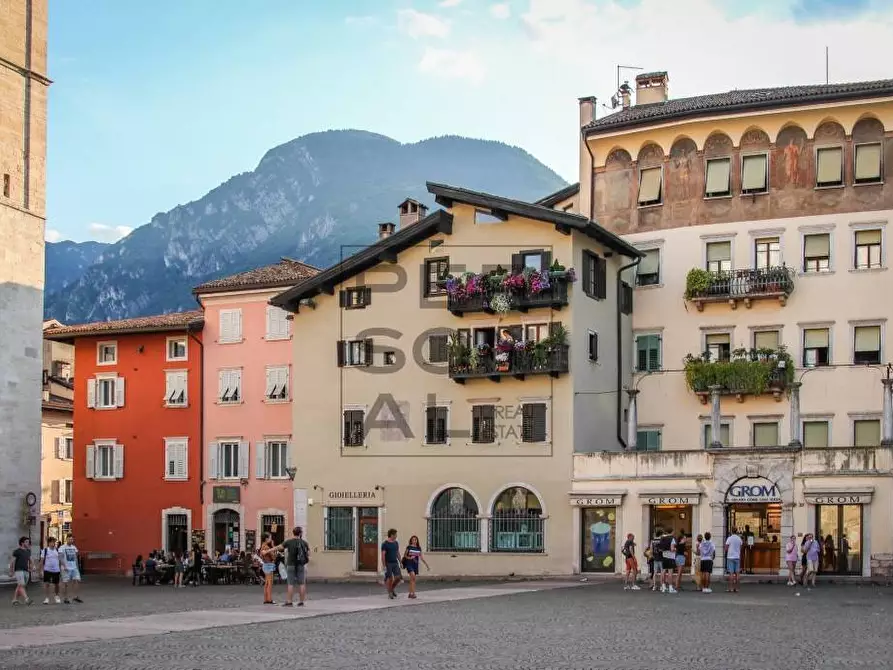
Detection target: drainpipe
<box><xmin>617</xmin><ymin>257</ymin><xmax>640</xmax><ymax>449</ymax></box>
<box><xmin>581</xmin><ymin>127</ymin><xmax>596</xmax><ymax>221</ymax></box>
<box><xmin>882</xmin><ymin>377</ymin><xmax>893</xmax><ymax>446</ymax></box>
<box><xmin>709</xmin><ymin>385</ymin><xmax>723</xmax><ymax>448</ymax></box>
<box><xmin>788</xmin><ymin>382</ymin><xmax>803</xmax><ymax>447</ymax></box>
<box><xmin>187</xmin><ymin>322</ymin><xmax>204</xmax><ymax>505</ymax></box>
<box><xmin>626</xmin><ymin>389</ymin><xmax>639</xmax><ymax>450</ymax></box>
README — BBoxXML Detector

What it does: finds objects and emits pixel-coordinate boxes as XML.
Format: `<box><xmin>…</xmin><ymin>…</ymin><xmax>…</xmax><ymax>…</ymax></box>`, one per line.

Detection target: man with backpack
<box><xmin>274</xmin><ymin>526</ymin><xmax>310</xmax><ymax>607</ymax></box>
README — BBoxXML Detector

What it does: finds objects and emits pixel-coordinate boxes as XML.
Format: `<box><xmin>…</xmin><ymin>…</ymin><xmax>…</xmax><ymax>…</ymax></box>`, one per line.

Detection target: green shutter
<box><xmin>636</xmin><ymin>335</ymin><xmax>660</xmax><ymax>371</ymax></box>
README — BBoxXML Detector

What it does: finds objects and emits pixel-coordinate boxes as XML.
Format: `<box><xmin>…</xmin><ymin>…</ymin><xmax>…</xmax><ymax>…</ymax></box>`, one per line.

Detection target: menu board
<box><xmin>245</xmin><ymin>530</ymin><xmax>256</xmax><ymax>553</ymax></box>
<box><xmin>190</xmin><ymin>529</ymin><xmax>205</xmax><ymax>551</ymax></box>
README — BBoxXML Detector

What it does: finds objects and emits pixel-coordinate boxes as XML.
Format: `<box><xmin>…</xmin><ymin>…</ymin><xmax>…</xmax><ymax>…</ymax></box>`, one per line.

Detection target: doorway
<box><xmin>261</xmin><ymin>515</ymin><xmax>285</xmax><ymax>546</ymax></box>
<box><xmin>650</xmin><ymin>505</ymin><xmax>693</xmax><ymax>567</ymax></box>
<box><xmin>166</xmin><ymin>513</ymin><xmax>188</xmax><ymax>555</ymax></box>
<box><xmin>213</xmin><ymin>509</ymin><xmax>240</xmax><ymax>555</ymax></box>
<box><xmin>726</xmin><ymin>503</ymin><xmax>781</xmax><ymax>574</ymax></box>
<box><xmin>816</xmin><ymin>504</ymin><xmax>863</xmax><ymax>575</ymax></box>
<box><xmin>357</xmin><ymin>507</ymin><xmax>379</xmax><ymax>572</ymax></box>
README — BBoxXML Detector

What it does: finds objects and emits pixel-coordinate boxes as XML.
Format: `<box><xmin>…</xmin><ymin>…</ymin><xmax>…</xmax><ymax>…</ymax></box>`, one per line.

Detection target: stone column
<box><xmin>626</xmin><ymin>389</ymin><xmax>640</xmax><ymax>450</ymax></box>
<box><xmin>788</xmin><ymin>382</ymin><xmax>802</xmax><ymax>447</ymax></box>
<box><xmin>709</xmin><ymin>385</ymin><xmax>723</xmax><ymax>448</ymax></box>
<box><xmin>882</xmin><ymin>379</ymin><xmax>893</xmax><ymax>446</ymax></box>
<box><xmin>780</xmin><ymin>503</ymin><xmax>795</xmax><ymax>576</ymax></box>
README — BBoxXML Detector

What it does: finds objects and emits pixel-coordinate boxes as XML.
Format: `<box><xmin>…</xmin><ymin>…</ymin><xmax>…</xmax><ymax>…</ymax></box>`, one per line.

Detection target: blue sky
<box><xmin>47</xmin><ymin>0</ymin><xmax>893</xmax><ymax>243</ymax></box>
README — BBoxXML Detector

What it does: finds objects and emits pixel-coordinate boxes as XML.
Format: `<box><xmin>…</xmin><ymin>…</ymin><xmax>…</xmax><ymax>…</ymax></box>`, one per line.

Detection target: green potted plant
<box><xmin>684</xmin><ymin>268</ymin><xmax>713</xmax><ymax>300</ymax></box>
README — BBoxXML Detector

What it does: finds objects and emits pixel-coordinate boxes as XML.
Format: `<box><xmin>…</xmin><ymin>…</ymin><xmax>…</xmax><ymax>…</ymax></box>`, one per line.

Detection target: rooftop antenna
<box><xmin>611</xmin><ymin>65</ymin><xmax>643</xmax><ymax>109</ymax></box>
<box><xmin>825</xmin><ymin>46</ymin><xmax>829</xmax><ymax>84</ymax></box>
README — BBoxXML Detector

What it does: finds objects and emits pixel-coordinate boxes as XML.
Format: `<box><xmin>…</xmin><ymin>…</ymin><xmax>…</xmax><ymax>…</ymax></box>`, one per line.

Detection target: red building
<box><xmin>44</xmin><ymin>312</ymin><xmax>204</xmax><ymax>574</ymax></box>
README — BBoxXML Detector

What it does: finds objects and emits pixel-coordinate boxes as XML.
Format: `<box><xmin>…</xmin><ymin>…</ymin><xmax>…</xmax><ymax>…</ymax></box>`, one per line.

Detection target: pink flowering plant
<box><xmin>444</xmin><ymin>260</ymin><xmax>576</xmax><ymax>307</ymax></box>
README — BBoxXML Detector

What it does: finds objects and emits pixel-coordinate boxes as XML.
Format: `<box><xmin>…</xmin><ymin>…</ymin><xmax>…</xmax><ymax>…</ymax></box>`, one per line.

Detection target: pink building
<box><xmin>194</xmin><ymin>259</ymin><xmax>318</xmax><ymax>554</ymax></box>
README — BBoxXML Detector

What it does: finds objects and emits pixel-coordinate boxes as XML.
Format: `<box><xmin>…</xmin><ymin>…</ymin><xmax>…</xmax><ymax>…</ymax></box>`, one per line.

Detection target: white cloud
<box><xmin>88</xmin><ymin>223</ymin><xmax>133</xmax><ymax>242</ymax></box>
<box><xmin>397</xmin><ymin>9</ymin><xmax>451</xmax><ymax>39</ymax></box>
<box><xmin>490</xmin><ymin>3</ymin><xmax>511</xmax><ymax>19</ymax></box>
<box><xmin>418</xmin><ymin>47</ymin><xmax>486</xmax><ymax>85</ymax></box>
<box><xmin>439</xmin><ymin>0</ymin><xmax>463</xmax><ymax>6</ymax></box>
<box><xmin>45</xmin><ymin>228</ymin><xmax>62</xmax><ymax>243</ymax></box>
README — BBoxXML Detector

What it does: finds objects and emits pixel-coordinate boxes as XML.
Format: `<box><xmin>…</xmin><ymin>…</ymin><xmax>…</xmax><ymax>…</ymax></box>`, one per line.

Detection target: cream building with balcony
<box><xmin>549</xmin><ymin>73</ymin><xmax>893</xmax><ymax>578</ymax></box>
<box><xmin>272</xmin><ymin>188</ymin><xmax>641</xmax><ymax>577</ymax></box>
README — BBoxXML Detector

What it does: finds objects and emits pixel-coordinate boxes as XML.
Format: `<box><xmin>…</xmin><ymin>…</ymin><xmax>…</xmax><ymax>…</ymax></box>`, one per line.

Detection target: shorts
<box><xmin>675</xmin><ymin>554</ymin><xmax>686</xmax><ymax>567</ymax></box>
<box><xmin>661</xmin><ymin>559</ymin><xmax>676</xmax><ymax>571</ymax></box>
<box><xmin>385</xmin><ymin>562</ymin><xmax>401</xmax><ymax>579</ymax></box>
<box><xmin>404</xmin><ymin>561</ymin><xmax>419</xmax><ymax>575</ymax></box>
<box><xmin>700</xmin><ymin>560</ymin><xmax>714</xmax><ymax>574</ymax></box>
<box><xmin>62</xmin><ymin>567</ymin><xmax>81</xmax><ymax>582</ymax></box>
<box><xmin>806</xmin><ymin>559</ymin><xmax>819</xmax><ymax>573</ymax></box>
<box><xmin>43</xmin><ymin>571</ymin><xmax>60</xmax><ymax>585</ymax></box>
<box><xmin>625</xmin><ymin>557</ymin><xmax>638</xmax><ymax>572</ymax></box>
<box><xmin>14</xmin><ymin>570</ymin><xmax>28</xmax><ymax>586</ymax></box>
<box><xmin>286</xmin><ymin>565</ymin><xmax>306</xmax><ymax>586</ymax></box>
<box><xmin>262</xmin><ymin>562</ymin><xmax>276</xmax><ymax>575</ymax></box>
<box><xmin>726</xmin><ymin>558</ymin><xmax>741</xmax><ymax>574</ymax></box>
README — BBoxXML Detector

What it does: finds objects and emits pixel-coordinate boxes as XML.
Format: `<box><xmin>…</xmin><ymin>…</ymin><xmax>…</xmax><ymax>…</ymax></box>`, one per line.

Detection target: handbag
<box><xmin>278</xmin><ymin>563</ymin><xmax>288</xmax><ymax>581</ymax></box>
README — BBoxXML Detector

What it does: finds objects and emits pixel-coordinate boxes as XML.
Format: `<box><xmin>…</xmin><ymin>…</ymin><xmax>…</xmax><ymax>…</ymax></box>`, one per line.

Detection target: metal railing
<box><xmin>489</xmin><ymin>514</ymin><xmax>545</xmax><ymax>553</ymax></box>
<box><xmin>447</xmin><ymin>276</ymin><xmax>570</xmax><ymax>314</ymax></box>
<box><xmin>427</xmin><ymin>515</ymin><xmax>481</xmax><ymax>552</ymax></box>
<box><xmin>693</xmin><ymin>266</ymin><xmax>795</xmax><ymax>300</ymax></box>
<box><xmin>449</xmin><ymin>344</ymin><xmax>569</xmax><ymax>381</ymax></box>
<box><xmin>324</xmin><ymin>513</ymin><xmax>355</xmax><ymax>551</ymax></box>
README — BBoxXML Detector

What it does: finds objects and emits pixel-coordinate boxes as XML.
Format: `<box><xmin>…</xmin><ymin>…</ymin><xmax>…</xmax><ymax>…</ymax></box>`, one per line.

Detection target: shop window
<box><xmin>490</xmin><ymin>487</ymin><xmax>544</xmax><ymax>553</ymax></box>
<box><xmin>637</xmin><ymin>167</ymin><xmax>662</xmax><ymax>206</ymax></box>
<box><xmin>741</xmin><ymin>153</ymin><xmax>769</xmax><ymax>194</ymax></box>
<box><xmin>704</xmin><ymin>423</ymin><xmax>731</xmax><ymax>448</ymax></box>
<box><xmin>816</xmin><ymin>504</ymin><xmax>862</xmax><ymax>575</ymax></box>
<box><xmin>705</xmin><ymin>241</ymin><xmax>732</xmax><ymax>274</ymax></box>
<box><xmin>705</xmin><ymin>332</ymin><xmax>731</xmax><ymax>362</ymax></box>
<box><xmin>853</xmin><ymin>419</ymin><xmax>880</xmax><ymax>447</ymax></box>
<box><xmin>803</xmin><ymin>233</ymin><xmax>831</xmax><ymax>273</ymax></box>
<box><xmin>324</xmin><ymin>507</ymin><xmax>354</xmax><ymax>550</ymax></box>
<box><xmin>636</xmin><ymin>429</ymin><xmax>661</xmax><ymax>451</ymax></box>
<box><xmin>815</xmin><ymin>146</ymin><xmax>844</xmax><ymax>187</ymax></box>
<box><xmin>581</xmin><ymin>507</ymin><xmax>616</xmax><ymax>572</ymax></box>
<box><xmin>803</xmin><ymin>328</ymin><xmax>830</xmax><ymax>367</ymax></box>
<box><xmin>853</xmin><ymin>325</ymin><xmax>881</xmax><ymax>364</ymax></box>
<box><xmin>803</xmin><ymin>420</ymin><xmax>830</xmax><ymax>448</ymax></box>
<box><xmin>636</xmin><ymin>334</ymin><xmax>661</xmax><ymax>371</ymax></box>
<box><xmin>753</xmin><ymin>329</ymin><xmax>780</xmax><ymax>352</ymax></box>
<box><xmin>854</xmin><ymin>229</ymin><xmax>882</xmax><ymax>269</ymax></box>
<box><xmin>427</xmin><ymin>487</ymin><xmax>480</xmax><ymax>552</ymax></box>
<box><xmin>636</xmin><ymin>249</ymin><xmax>660</xmax><ymax>286</ymax></box>
<box><xmin>705</xmin><ymin>157</ymin><xmax>731</xmax><ymax>197</ymax></box>
<box><xmin>754</xmin><ymin>237</ymin><xmax>780</xmax><ymax>270</ymax></box>
<box><xmin>752</xmin><ymin>422</ymin><xmax>779</xmax><ymax>448</ymax></box>
<box><xmin>854</xmin><ymin>143</ymin><xmax>882</xmax><ymax>184</ymax></box>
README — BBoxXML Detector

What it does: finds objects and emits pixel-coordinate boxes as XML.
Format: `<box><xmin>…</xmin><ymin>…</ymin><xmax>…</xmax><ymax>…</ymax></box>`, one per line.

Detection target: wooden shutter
<box><xmin>232</xmin><ymin>369</ymin><xmax>241</xmax><ymax>401</ymax></box>
<box><xmin>589</xmin><ymin>332</ymin><xmax>598</xmax><ymax>361</ymax></box>
<box><xmin>364</xmin><ymin>339</ymin><xmax>374</xmax><ymax>366</ymax></box>
<box><xmin>113</xmin><ymin>444</ymin><xmax>124</xmax><ymax>479</ymax></box>
<box><xmin>177</xmin><ymin>442</ymin><xmax>187</xmax><ymax>479</ymax></box>
<box><xmin>511</xmin><ymin>253</ymin><xmax>523</xmax><ymax>275</ymax></box>
<box><xmin>339</xmin><ymin>290</ymin><xmax>347</xmax><ymax>307</ymax></box>
<box><xmin>363</xmin><ymin>287</ymin><xmax>372</xmax><ymax>305</ymax></box>
<box><xmin>540</xmin><ymin>250</ymin><xmax>552</xmax><ymax>273</ymax></box>
<box><xmin>265</xmin><ymin>367</ymin><xmax>275</xmax><ymax>398</ymax></box>
<box><xmin>595</xmin><ymin>255</ymin><xmax>607</xmax><ymax>299</ymax></box>
<box><xmin>582</xmin><ymin>252</ymin><xmax>593</xmax><ymax>296</ymax></box>
<box><xmin>426</xmin><ymin>407</ymin><xmax>436</xmax><ymax>443</ymax></box>
<box><xmin>255</xmin><ymin>441</ymin><xmax>266</xmax><ymax>479</ymax></box>
<box><xmin>336</xmin><ymin>340</ymin><xmax>345</xmax><ymax>367</ymax></box>
<box><xmin>522</xmin><ymin>404</ymin><xmax>534</xmax><ymax>442</ymax></box>
<box><xmin>51</xmin><ymin>480</ymin><xmax>60</xmax><ymax>504</ymax></box>
<box><xmin>285</xmin><ymin>440</ymin><xmax>294</xmax><ymax>468</ymax></box>
<box><xmin>115</xmin><ymin>377</ymin><xmax>125</xmax><ymax>407</ymax></box>
<box><xmin>620</xmin><ymin>281</ymin><xmax>633</xmax><ymax>314</ymax></box>
<box><xmin>86</xmin><ymin>445</ymin><xmax>95</xmax><ymax>479</ymax></box>
<box><xmin>233</xmin><ymin>309</ymin><xmax>243</xmax><ymax>340</ymax></box>
<box><xmin>86</xmin><ymin>379</ymin><xmax>96</xmax><ymax>408</ymax></box>
<box><xmin>429</xmin><ymin>335</ymin><xmax>447</xmax><ymax>363</ymax></box>
<box><xmin>279</xmin><ymin>367</ymin><xmax>289</xmax><ymax>399</ymax></box>
<box><xmin>533</xmin><ymin>404</ymin><xmax>547</xmax><ymax>442</ymax></box>
<box><xmin>208</xmin><ymin>442</ymin><xmax>219</xmax><ymax>479</ymax></box>
<box><xmin>238</xmin><ymin>441</ymin><xmax>249</xmax><ymax>478</ymax></box>
<box><xmin>55</xmin><ymin>436</ymin><xmax>64</xmax><ymax>460</ymax></box>
<box><xmin>165</xmin><ymin>440</ymin><xmax>173</xmax><ymax>478</ymax></box>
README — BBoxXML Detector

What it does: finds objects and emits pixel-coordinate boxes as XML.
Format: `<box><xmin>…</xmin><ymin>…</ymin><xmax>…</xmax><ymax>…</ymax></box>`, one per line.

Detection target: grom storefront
<box><xmin>723</xmin><ymin>477</ymin><xmax>784</xmax><ymax>574</ymax></box>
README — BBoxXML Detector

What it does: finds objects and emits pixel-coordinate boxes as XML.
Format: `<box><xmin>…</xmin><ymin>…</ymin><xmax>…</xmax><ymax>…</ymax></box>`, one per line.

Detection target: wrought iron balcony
<box><xmin>449</xmin><ymin>344</ymin><xmax>569</xmax><ymax>383</ymax></box>
<box><xmin>446</xmin><ymin>271</ymin><xmax>574</xmax><ymax>316</ymax></box>
<box><xmin>685</xmin><ymin>266</ymin><xmax>795</xmax><ymax>311</ymax></box>
<box><xmin>684</xmin><ymin>348</ymin><xmax>794</xmax><ymax>403</ymax></box>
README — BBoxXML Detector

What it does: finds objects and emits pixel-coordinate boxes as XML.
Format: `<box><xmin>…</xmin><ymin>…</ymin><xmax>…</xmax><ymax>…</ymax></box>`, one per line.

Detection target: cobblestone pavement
<box><xmin>0</xmin><ymin>581</ymin><xmax>891</xmax><ymax>669</ymax></box>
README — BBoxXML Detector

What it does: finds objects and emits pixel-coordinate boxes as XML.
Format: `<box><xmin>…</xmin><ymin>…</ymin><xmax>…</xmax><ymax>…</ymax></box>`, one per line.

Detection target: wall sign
<box><xmin>326</xmin><ymin>490</ymin><xmax>382</xmax><ymax>506</ymax></box>
<box><xmin>643</xmin><ymin>495</ymin><xmax>699</xmax><ymax>506</ymax></box>
<box><xmin>804</xmin><ymin>493</ymin><xmax>871</xmax><ymax>505</ymax></box>
<box><xmin>570</xmin><ymin>495</ymin><xmax>622</xmax><ymax>507</ymax></box>
<box><xmin>725</xmin><ymin>477</ymin><xmax>781</xmax><ymax>503</ymax></box>
<box><xmin>213</xmin><ymin>486</ymin><xmax>241</xmax><ymax>504</ymax></box>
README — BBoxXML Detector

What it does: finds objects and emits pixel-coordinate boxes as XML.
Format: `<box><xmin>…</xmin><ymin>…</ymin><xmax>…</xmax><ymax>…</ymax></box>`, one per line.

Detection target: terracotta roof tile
<box><xmin>43</xmin><ymin>311</ymin><xmax>204</xmax><ymax>340</ymax></box>
<box><xmin>193</xmin><ymin>258</ymin><xmax>319</xmax><ymax>295</ymax></box>
<box><xmin>585</xmin><ymin>79</ymin><xmax>893</xmax><ymax>133</ymax></box>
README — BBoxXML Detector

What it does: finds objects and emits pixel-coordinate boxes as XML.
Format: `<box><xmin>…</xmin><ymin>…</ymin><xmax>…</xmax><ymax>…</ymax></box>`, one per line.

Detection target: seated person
<box><xmin>144</xmin><ymin>552</ymin><xmax>158</xmax><ymax>584</ymax></box>
<box><xmin>132</xmin><ymin>554</ymin><xmax>145</xmax><ymax>585</ymax></box>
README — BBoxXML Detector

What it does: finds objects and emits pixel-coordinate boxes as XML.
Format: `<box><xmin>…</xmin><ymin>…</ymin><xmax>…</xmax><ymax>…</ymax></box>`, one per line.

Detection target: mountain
<box><xmin>44</xmin><ymin>240</ymin><xmax>109</xmax><ymax>295</ymax></box>
<box><xmin>44</xmin><ymin>130</ymin><xmax>567</xmax><ymax>322</ymax></box>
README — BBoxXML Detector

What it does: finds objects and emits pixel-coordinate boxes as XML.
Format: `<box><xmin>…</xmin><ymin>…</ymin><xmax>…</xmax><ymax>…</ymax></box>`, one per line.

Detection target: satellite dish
<box><xmin>610</xmin><ymin>95</ymin><xmax>619</xmax><ymax>109</ymax></box>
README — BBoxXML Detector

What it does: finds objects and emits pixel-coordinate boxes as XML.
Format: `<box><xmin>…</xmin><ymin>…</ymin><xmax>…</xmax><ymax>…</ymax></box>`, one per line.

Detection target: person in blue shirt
<box><xmin>380</xmin><ymin>528</ymin><xmax>402</xmax><ymax>599</ymax></box>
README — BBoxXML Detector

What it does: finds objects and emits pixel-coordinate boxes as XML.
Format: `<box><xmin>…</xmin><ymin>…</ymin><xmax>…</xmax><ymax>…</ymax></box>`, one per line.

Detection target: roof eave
<box><xmin>193</xmin><ymin>279</ymin><xmax>310</xmax><ymax>297</ymax></box>
<box><xmin>43</xmin><ymin>317</ymin><xmax>205</xmax><ymax>343</ymax></box>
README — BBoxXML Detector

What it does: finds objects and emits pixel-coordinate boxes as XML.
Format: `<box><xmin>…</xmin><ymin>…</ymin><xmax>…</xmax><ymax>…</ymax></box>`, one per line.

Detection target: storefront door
<box><xmin>213</xmin><ymin>509</ymin><xmax>240</xmax><ymax>555</ymax></box>
<box><xmin>816</xmin><ymin>504</ymin><xmax>862</xmax><ymax>575</ymax></box>
<box><xmin>726</xmin><ymin>503</ymin><xmax>781</xmax><ymax>574</ymax></box>
<box><xmin>357</xmin><ymin>508</ymin><xmax>379</xmax><ymax>572</ymax></box>
<box><xmin>650</xmin><ymin>505</ymin><xmax>693</xmax><ymax>567</ymax></box>
<box><xmin>581</xmin><ymin>507</ymin><xmax>617</xmax><ymax>572</ymax></box>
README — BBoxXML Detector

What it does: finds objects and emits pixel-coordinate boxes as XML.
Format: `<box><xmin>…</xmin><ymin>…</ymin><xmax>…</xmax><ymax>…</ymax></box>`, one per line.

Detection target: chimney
<box><xmin>635</xmin><ymin>71</ymin><xmax>669</xmax><ymax>106</ymax></box>
<box><xmin>578</xmin><ymin>96</ymin><xmax>596</xmax><ymax>128</ymax></box>
<box><xmin>378</xmin><ymin>222</ymin><xmax>395</xmax><ymax>240</ymax></box>
<box><xmin>398</xmin><ymin>198</ymin><xmax>428</xmax><ymax>229</ymax></box>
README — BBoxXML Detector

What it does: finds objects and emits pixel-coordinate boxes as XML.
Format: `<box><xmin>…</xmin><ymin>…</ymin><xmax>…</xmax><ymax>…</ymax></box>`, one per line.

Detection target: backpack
<box><xmin>296</xmin><ymin>540</ymin><xmax>309</xmax><ymax>566</ymax></box>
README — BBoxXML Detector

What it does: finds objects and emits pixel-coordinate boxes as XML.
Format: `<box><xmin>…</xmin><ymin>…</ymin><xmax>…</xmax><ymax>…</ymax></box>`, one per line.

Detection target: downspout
<box><xmin>187</xmin><ymin>322</ymin><xmax>204</xmax><ymax>505</ymax></box>
<box><xmin>617</xmin><ymin>257</ymin><xmax>640</xmax><ymax>449</ymax></box>
<box><xmin>581</xmin><ymin>127</ymin><xmax>596</xmax><ymax>221</ymax></box>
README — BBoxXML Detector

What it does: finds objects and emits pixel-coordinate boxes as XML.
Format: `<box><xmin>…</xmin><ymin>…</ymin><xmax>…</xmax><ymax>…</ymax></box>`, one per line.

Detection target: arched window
<box><xmin>490</xmin><ymin>487</ymin><xmax>544</xmax><ymax>553</ymax></box>
<box><xmin>427</xmin><ymin>487</ymin><xmax>480</xmax><ymax>552</ymax></box>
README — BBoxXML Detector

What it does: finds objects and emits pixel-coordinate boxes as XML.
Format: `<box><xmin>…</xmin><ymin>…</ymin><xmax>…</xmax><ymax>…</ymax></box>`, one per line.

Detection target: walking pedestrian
<box><xmin>381</xmin><ymin>528</ymin><xmax>402</xmax><ymax>599</ymax></box>
<box><xmin>9</xmin><ymin>536</ymin><xmax>32</xmax><ymax>606</ymax></box>
<box><xmin>784</xmin><ymin>535</ymin><xmax>799</xmax><ymax>586</ymax></box>
<box><xmin>402</xmin><ymin>535</ymin><xmax>429</xmax><ymax>599</ymax></box>
<box><xmin>648</xmin><ymin>530</ymin><xmax>661</xmax><ymax>591</ymax></box>
<box><xmin>803</xmin><ymin>533</ymin><xmax>821</xmax><ymax>589</ymax></box>
<box><xmin>259</xmin><ymin>534</ymin><xmax>277</xmax><ymax>605</ymax></box>
<box><xmin>699</xmin><ymin>532</ymin><xmax>715</xmax><ymax>593</ymax></box>
<box><xmin>692</xmin><ymin>534</ymin><xmax>703</xmax><ymax>590</ymax></box>
<box><xmin>173</xmin><ymin>551</ymin><xmax>184</xmax><ymax>588</ymax></box>
<box><xmin>274</xmin><ymin>526</ymin><xmax>310</xmax><ymax>607</ymax></box>
<box><xmin>621</xmin><ymin>533</ymin><xmax>640</xmax><ymax>591</ymax></box>
<box><xmin>724</xmin><ymin>529</ymin><xmax>743</xmax><ymax>593</ymax></box>
<box><xmin>673</xmin><ymin>533</ymin><xmax>687</xmax><ymax>592</ymax></box>
<box><xmin>40</xmin><ymin>537</ymin><xmax>62</xmax><ymax>604</ymax></box>
<box><xmin>656</xmin><ymin>529</ymin><xmax>677</xmax><ymax>593</ymax></box>
<box><xmin>190</xmin><ymin>544</ymin><xmax>202</xmax><ymax>586</ymax></box>
<box><xmin>60</xmin><ymin>535</ymin><xmax>83</xmax><ymax>603</ymax></box>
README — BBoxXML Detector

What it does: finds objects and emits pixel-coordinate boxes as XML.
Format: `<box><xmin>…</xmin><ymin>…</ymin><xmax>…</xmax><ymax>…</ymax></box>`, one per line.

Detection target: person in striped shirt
<box><xmin>402</xmin><ymin>535</ymin><xmax>430</xmax><ymax>599</ymax></box>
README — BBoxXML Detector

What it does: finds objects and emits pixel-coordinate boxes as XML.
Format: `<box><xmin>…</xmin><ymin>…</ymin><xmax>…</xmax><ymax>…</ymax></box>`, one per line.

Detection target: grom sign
<box><xmin>725</xmin><ymin>477</ymin><xmax>781</xmax><ymax>503</ymax></box>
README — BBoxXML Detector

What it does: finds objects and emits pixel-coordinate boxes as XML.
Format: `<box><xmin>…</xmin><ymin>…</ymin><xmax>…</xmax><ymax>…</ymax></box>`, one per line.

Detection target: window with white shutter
<box><xmin>264</xmin><ymin>440</ymin><xmax>289</xmax><ymax>478</ymax></box>
<box><xmin>94</xmin><ymin>376</ymin><xmax>119</xmax><ymax>409</ymax></box>
<box><xmin>96</xmin><ymin>341</ymin><xmax>117</xmax><ymax>365</ymax></box>
<box><xmin>266</xmin><ymin>306</ymin><xmax>291</xmax><ymax>340</ymax></box>
<box><xmin>218</xmin><ymin>369</ymin><xmax>242</xmax><ymax>404</ymax></box>
<box><xmin>218</xmin><ymin>441</ymin><xmax>245</xmax><ymax>479</ymax></box>
<box><xmin>63</xmin><ymin>479</ymin><xmax>73</xmax><ymax>504</ymax></box>
<box><xmin>165</xmin><ymin>371</ymin><xmax>188</xmax><ymax>407</ymax></box>
<box><xmin>89</xmin><ymin>441</ymin><xmax>119</xmax><ymax>480</ymax></box>
<box><xmin>56</xmin><ymin>436</ymin><xmax>74</xmax><ymax>460</ymax></box>
<box><xmin>265</xmin><ymin>366</ymin><xmax>289</xmax><ymax>401</ymax></box>
<box><xmin>166</xmin><ymin>337</ymin><xmax>188</xmax><ymax>361</ymax></box>
<box><xmin>164</xmin><ymin>438</ymin><xmax>188</xmax><ymax>480</ymax></box>
<box><xmin>219</xmin><ymin>309</ymin><xmax>243</xmax><ymax>343</ymax></box>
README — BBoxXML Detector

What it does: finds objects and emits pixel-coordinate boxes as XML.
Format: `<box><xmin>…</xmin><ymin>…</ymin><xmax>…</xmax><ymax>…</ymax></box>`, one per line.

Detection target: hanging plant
<box><xmin>684</xmin><ymin>268</ymin><xmax>714</xmax><ymax>300</ymax></box>
<box><xmin>490</xmin><ymin>293</ymin><xmax>512</xmax><ymax>314</ymax></box>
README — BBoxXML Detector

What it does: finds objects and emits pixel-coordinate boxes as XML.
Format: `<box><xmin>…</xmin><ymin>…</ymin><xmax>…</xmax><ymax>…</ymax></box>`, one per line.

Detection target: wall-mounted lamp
<box><xmin>285</xmin><ymin>467</ymin><xmax>297</xmax><ymax>481</ymax></box>
<box><xmin>137</xmin><ymin>345</ymin><xmax>144</xmax><ymax>353</ymax></box>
